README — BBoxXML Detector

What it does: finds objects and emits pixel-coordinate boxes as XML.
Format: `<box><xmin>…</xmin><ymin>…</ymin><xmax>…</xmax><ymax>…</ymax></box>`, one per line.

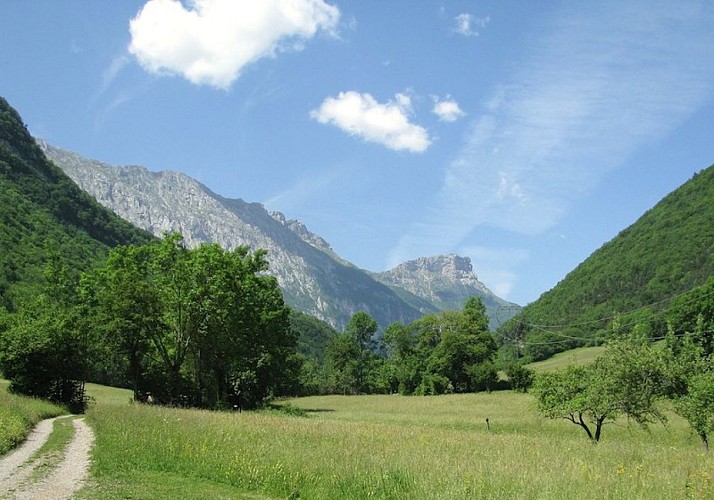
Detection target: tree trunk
<box><xmin>576</xmin><ymin>413</ymin><xmax>595</xmax><ymax>441</ymax></box>
<box><xmin>701</xmin><ymin>432</ymin><xmax>709</xmax><ymax>452</ymax></box>
<box><xmin>594</xmin><ymin>417</ymin><xmax>605</xmax><ymax>442</ymax></box>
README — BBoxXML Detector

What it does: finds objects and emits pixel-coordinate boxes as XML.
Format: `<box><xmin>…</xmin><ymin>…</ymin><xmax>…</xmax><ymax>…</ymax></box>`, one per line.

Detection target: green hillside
<box><xmin>502</xmin><ymin>164</ymin><xmax>714</xmax><ymax>361</ymax></box>
<box><xmin>0</xmin><ymin>97</ymin><xmax>153</xmax><ymax>309</ymax></box>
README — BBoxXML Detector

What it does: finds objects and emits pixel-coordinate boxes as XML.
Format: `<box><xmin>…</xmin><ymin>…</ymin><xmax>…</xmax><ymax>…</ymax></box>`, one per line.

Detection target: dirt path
<box><xmin>0</xmin><ymin>416</ymin><xmax>94</xmax><ymax>499</ymax></box>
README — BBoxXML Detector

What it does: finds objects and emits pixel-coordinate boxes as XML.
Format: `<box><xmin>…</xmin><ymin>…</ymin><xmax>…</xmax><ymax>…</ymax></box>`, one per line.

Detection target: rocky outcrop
<box><xmin>375</xmin><ymin>254</ymin><xmax>521</xmax><ymax>329</ymax></box>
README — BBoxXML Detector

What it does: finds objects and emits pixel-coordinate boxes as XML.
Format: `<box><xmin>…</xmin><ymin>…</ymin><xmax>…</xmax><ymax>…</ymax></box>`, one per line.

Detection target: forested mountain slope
<box><xmin>0</xmin><ymin>97</ymin><xmax>153</xmax><ymax>309</ymax></box>
<box><xmin>504</xmin><ymin>165</ymin><xmax>714</xmax><ymax>360</ymax></box>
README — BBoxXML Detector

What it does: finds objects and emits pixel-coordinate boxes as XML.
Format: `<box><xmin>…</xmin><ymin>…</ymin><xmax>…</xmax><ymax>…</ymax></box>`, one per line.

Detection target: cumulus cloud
<box><xmin>432</xmin><ymin>96</ymin><xmax>465</xmax><ymax>122</ymax></box>
<box><xmin>453</xmin><ymin>13</ymin><xmax>489</xmax><ymax>37</ymax></box>
<box><xmin>128</xmin><ymin>0</ymin><xmax>340</xmax><ymax>89</ymax></box>
<box><xmin>310</xmin><ymin>91</ymin><xmax>431</xmax><ymax>153</ymax></box>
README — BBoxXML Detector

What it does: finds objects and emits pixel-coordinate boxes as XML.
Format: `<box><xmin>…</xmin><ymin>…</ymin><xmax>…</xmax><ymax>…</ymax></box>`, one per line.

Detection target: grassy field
<box><xmin>0</xmin><ymin>379</ymin><xmax>67</xmax><ymax>455</ymax></box>
<box><xmin>525</xmin><ymin>345</ymin><xmax>606</xmax><ymax>372</ymax></box>
<box><xmin>4</xmin><ymin>376</ymin><xmax>713</xmax><ymax>498</ymax></box>
<box><xmin>75</xmin><ymin>386</ymin><xmax>714</xmax><ymax>499</ymax></box>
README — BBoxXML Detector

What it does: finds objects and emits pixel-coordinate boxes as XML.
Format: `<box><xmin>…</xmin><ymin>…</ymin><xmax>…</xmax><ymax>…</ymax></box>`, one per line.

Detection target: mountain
<box><xmin>39</xmin><ymin>141</ymin><xmax>429</xmax><ymax>329</ymax></box>
<box><xmin>507</xmin><ymin>164</ymin><xmax>714</xmax><ymax>361</ymax></box>
<box><xmin>375</xmin><ymin>254</ymin><xmax>520</xmax><ymax>330</ymax></box>
<box><xmin>40</xmin><ymin>141</ymin><xmax>519</xmax><ymax>330</ymax></box>
<box><xmin>0</xmin><ymin>97</ymin><xmax>153</xmax><ymax>310</ymax></box>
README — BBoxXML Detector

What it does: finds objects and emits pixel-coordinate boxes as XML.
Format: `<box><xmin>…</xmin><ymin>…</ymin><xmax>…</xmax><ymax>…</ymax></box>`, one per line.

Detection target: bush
<box><xmin>505</xmin><ymin>363</ymin><xmax>535</xmax><ymax>392</ymax></box>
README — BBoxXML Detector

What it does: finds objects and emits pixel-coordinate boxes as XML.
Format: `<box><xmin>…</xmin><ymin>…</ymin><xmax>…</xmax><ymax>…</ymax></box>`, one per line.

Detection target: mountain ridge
<box><xmin>40</xmin><ymin>140</ymin><xmax>519</xmax><ymax>329</ymax></box>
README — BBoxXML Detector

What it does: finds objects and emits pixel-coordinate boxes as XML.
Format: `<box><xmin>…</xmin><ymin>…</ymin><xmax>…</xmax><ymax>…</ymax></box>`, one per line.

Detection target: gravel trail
<box><xmin>0</xmin><ymin>416</ymin><xmax>94</xmax><ymax>499</ymax></box>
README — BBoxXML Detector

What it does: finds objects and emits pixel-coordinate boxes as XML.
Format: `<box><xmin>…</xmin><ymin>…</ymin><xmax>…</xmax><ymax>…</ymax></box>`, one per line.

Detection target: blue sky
<box><xmin>1</xmin><ymin>1</ymin><xmax>713</xmax><ymax>306</ymax></box>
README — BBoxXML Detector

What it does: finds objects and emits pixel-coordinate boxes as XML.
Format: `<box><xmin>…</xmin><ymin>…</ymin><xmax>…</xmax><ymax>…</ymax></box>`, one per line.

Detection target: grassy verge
<box><xmin>0</xmin><ymin>379</ymin><xmax>68</xmax><ymax>456</ymax></box>
<box><xmin>79</xmin><ymin>390</ymin><xmax>714</xmax><ymax>499</ymax></box>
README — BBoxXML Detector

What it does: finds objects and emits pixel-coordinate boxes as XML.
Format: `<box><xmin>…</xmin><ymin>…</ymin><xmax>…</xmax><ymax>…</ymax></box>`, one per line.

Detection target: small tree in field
<box><xmin>674</xmin><ymin>370</ymin><xmax>714</xmax><ymax>451</ymax></box>
<box><xmin>663</xmin><ymin>322</ymin><xmax>714</xmax><ymax>451</ymax></box>
<box><xmin>533</xmin><ymin>333</ymin><xmax>665</xmax><ymax>442</ymax></box>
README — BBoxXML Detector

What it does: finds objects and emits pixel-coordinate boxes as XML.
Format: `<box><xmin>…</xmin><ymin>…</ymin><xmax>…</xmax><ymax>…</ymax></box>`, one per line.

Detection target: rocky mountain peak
<box><xmin>375</xmin><ymin>253</ymin><xmax>520</xmax><ymax>329</ymax></box>
<box><xmin>386</xmin><ymin>254</ymin><xmax>489</xmax><ymax>294</ymax></box>
<box><xmin>399</xmin><ymin>253</ymin><xmax>476</xmax><ymax>279</ymax></box>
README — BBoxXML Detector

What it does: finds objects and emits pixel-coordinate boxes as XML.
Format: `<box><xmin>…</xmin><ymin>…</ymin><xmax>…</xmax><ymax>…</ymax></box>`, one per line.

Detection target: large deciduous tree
<box><xmin>85</xmin><ymin>234</ymin><xmax>297</xmax><ymax>409</ymax></box>
<box><xmin>0</xmin><ymin>255</ymin><xmax>89</xmax><ymax>412</ymax></box>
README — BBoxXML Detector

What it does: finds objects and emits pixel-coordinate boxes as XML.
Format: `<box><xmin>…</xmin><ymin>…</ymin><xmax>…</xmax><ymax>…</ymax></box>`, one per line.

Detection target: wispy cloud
<box><xmin>310</xmin><ymin>91</ymin><xmax>431</xmax><ymax>153</ymax></box>
<box><xmin>461</xmin><ymin>246</ymin><xmax>529</xmax><ymax>299</ymax></box>
<box><xmin>453</xmin><ymin>13</ymin><xmax>489</xmax><ymax>37</ymax></box>
<box><xmin>391</xmin><ymin>2</ymin><xmax>714</xmax><ymax>278</ymax></box>
<box><xmin>128</xmin><ymin>0</ymin><xmax>340</xmax><ymax>89</ymax></box>
<box><xmin>263</xmin><ymin>164</ymin><xmax>352</xmax><ymax>213</ymax></box>
<box><xmin>92</xmin><ymin>54</ymin><xmax>130</xmax><ymax>102</ymax></box>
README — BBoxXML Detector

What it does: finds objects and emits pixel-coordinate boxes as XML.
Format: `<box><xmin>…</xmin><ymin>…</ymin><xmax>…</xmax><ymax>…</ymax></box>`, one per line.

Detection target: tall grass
<box><xmin>0</xmin><ymin>379</ymin><xmax>68</xmax><ymax>455</ymax></box>
<box><xmin>80</xmin><ymin>391</ymin><xmax>714</xmax><ymax>499</ymax></box>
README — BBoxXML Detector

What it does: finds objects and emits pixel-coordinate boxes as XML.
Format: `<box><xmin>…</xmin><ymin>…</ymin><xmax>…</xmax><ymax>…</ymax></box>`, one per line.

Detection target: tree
<box><xmin>668</xmin><ymin>277</ymin><xmax>714</xmax><ymax>355</ymax></box>
<box><xmin>379</xmin><ymin>297</ymin><xmax>498</xmax><ymax>396</ymax></box>
<box><xmin>533</xmin><ymin>334</ymin><xmax>665</xmax><ymax>442</ymax></box>
<box><xmin>0</xmin><ymin>258</ymin><xmax>89</xmax><ymax>412</ymax></box>
<box><xmin>673</xmin><ymin>370</ymin><xmax>714</xmax><ymax>451</ymax></box>
<box><xmin>662</xmin><ymin>322</ymin><xmax>714</xmax><ymax>451</ymax></box>
<box><xmin>505</xmin><ymin>362</ymin><xmax>535</xmax><ymax>392</ymax></box>
<box><xmin>345</xmin><ymin>311</ymin><xmax>378</xmax><ymax>393</ymax></box>
<box><xmin>324</xmin><ymin>333</ymin><xmax>360</xmax><ymax>394</ymax></box>
<box><xmin>84</xmin><ymin>244</ymin><xmax>161</xmax><ymax>400</ymax></box>
<box><xmin>84</xmin><ymin>234</ymin><xmax>297</xmax><ymax>409</ymax></box>
<box><xmin>425</xmin><ymin>300</ymin><xmax>497</xmax><ymax>393</ymax></box>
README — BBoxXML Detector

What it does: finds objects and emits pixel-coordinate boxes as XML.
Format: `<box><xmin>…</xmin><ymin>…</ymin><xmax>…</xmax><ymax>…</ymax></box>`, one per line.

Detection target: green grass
<box><xmin>85</xmin><ymin>382</ymin><xmax>133</xmax><ymax>407</ymax></box>
<box><xmin>525</xmin><ymin>345</ymin><xmax>607</xmax><ymax>372</ymax></box>
<box><xmin>7</xmin><ymin>378</ymin><xmax>713</xmax><ymax>498</ymax></box>
<box><xmin>0</xmin><ymin>379</ymin><xmax>68</xmax><ymax>456</ymax></box>
<box><xmin>77</xmin><ymin>390</ymin><xmax>714</xmax><ymax>499</ymax></box>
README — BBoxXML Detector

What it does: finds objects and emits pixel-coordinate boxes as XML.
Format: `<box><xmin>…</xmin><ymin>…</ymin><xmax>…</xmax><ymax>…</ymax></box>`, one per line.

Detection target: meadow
<box><xmin>2</xmin><ymin>377</ymin><xmax>713</xmax><ymax>498</ymax></box>
<box><xmin>75</xmin><ymin>385</ymin><xmax>714</xmax><ymax>499</ymax></box>
<box><xmin>525</xmin><ymin>345</ymin><xmax>606</xmax><ymax>372</ymax></box>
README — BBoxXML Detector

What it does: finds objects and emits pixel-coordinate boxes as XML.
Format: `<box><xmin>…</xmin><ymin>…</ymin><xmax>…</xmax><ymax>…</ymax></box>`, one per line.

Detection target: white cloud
<box><xmin>310</xmin><ymin>91</ymin><xmax>431</xmax><ymax>153</ymax></box>
<box><xmin>453</xmin><ymin>13</ymin><xmax>489</xmax><ymax>37</ymax></box>
<box><xmin>391</xmin><ymin>2</ymin><xmax>714</xmax><ymax>273</ymax></box>
<box><xmin>432</xmin><ymin>96</ymin><xmax>465</xmax><ymax>122</ymax></box>
<box><xmin>128</xmin><ymin>0</ymin><xmax>340</xmax><ymax>89</ymax></box>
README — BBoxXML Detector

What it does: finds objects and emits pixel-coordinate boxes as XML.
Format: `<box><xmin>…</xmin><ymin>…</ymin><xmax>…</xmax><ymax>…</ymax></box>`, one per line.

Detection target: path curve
<box><xmin>0</xmin><ymin>416</ymin><xmax>95</xmax><ymax>500</ymax></box>
<box><xmin>0</xmin><ymin>416</ymin><xmax>68</xmax><ymax>485</ymax></box>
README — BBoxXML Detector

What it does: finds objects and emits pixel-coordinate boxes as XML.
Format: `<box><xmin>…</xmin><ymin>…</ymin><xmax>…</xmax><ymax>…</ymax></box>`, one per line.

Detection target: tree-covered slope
<box><xmin>0</xmin><ymin>96</ymin><xmax>153</xmax><ymax>309</ymax></box>
<box><xmin>504</xmin><ymin>165</ymin><xmax>714</xmax><ymax>360</ymax></box>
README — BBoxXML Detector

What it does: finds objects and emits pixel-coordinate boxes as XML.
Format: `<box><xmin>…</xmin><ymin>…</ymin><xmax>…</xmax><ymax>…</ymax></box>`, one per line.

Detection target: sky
<box><xmin>1</xmin><ymin>1</ymin><xmax>713</xmax><ymax>306</ymax></box>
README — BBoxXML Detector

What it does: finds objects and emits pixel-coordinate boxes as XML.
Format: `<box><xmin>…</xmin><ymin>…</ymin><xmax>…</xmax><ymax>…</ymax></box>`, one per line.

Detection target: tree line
<box><xmin>0</xmin><ymin>233</ymin><xmax>505</xmax><ymax>410</ymax></box>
